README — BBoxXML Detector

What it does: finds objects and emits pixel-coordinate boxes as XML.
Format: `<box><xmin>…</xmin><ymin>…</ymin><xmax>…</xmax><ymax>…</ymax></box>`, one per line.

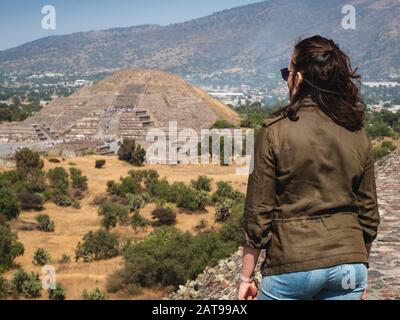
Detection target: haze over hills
<box><xmin>0</xmin><ymin>0</ymin><xmax>398</xmax><ymax>85</ymax></box>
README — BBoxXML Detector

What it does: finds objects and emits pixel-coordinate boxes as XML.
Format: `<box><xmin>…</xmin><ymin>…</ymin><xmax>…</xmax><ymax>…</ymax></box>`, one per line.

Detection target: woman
<box><xmin>238</xmin><ymin>35</ymin><xmax>380</xmax><ymax>301</ymax></box>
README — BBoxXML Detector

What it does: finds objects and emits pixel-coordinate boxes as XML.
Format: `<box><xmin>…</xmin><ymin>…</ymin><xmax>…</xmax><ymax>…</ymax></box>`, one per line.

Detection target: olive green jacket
<box><xmin>242</xmin><ymin>97</ymin><xmax>380</xmax><ymax>276</ymax></box>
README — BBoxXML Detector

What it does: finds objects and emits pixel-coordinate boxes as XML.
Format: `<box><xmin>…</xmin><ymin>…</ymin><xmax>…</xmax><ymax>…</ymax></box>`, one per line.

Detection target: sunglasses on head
<box><xmin>280</xmin><ymin>68</ymin><xmax>294</xmax><ymax>82</ymax></box>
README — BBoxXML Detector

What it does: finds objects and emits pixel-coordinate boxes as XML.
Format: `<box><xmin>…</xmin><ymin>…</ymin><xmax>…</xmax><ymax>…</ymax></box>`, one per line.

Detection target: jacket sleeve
<box><xmin>242</xmin><ymin>125</ymin><xmax>276</xmax><ymax>249</ymax></box>
<box><xmin>356</xmin><ymin>144</ymin><xmax>380</xmax><ymax>244</ymax></box>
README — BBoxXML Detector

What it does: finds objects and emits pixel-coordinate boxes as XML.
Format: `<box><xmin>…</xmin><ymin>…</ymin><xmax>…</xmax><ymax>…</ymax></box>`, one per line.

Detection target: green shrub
<box><xmin>0</xmin><ymin>225</ymin><xmax>24</xmax><ymax>271</ymax></box>
<box><xmin>108</xmin><ymin>227</ymin><xmax>236</xmax><ymax>292</ymax></box>
<box><xmin>118</xmin><ymin>139</ymin><xmax>146</xmax><ymax>166</ymax></box>
<box><xmin>131</xmin><ymin>212</ymin><xmax>150</xmax><ymax>230</ymax></box>
<box><xmin>18</xmin><ymin>192</ymin><xmax>44</xmax><ymax>211</ymax></box>
<box><xmin>210</xmin><ymin>120</ymin><xmax>237</xmax><ymax>129</ymax></box>
<box><xmin>55</xmin><ymin>193</ymin><xmax>74</xmax><ymax>207</ymax></box>
<box><xmin>148</xmin><ymin>178</ymin><xmax>170</xmax><ymax>201</ymax></box>
<box><xmin>48</xmin><ymin>158</ymin><xmax>61</xmax><ymax>164</ymax></box>
<box><xmin>176</xmin><ymin>186</ymin><xmax>201</xmax><ymax>211</ymax></box>
<box><xmin>127</xmin><ymin>194</ymin><xmax>146</xmax><ymax>213</ymax></box>
<box><xmin>69</xmin><ymin>168</ymin><xmax>88</xmax><ymax>191</ymax></box>
<box><xmin>95</xmin><ymin>160</ymin><xmax>106</xmax><ymax>169</ymax></box>
<box><xmin>15</xmin><ymin>149</ymin><xmax>44</xmax><ymax>171</ymax></box>
<box><xmin>33</xmin><ymin>248</ymin><xmax>51</xmax><ymax>266</ymax></box>
<box><xmin>212</xmin><ymin>181</ymin><xmax>243</xmax><ymax>203</ymax></box>
<box><xmin>151</xmin><ymin>207</ymin><xmax>177</xmax><ymax>226</ymax></box>
<box><xmin>215</xmin><ymin>199</ymin><xmax>234</xmax><ymax>222</ymax></box>
<box><xmin>47</xmin><ymin>167</ymin><xmax>69</xmax><ymax>194</ymax></box>
<box><xmin>191</xmin><ymin>176</ymin><xmax>212</xmax><ymax>192</ymax></box>
<box><xmin>0</xmin><ymin>276</ymin><xmax>10</xmax><ymax>300</ymax></box>
<box><xmin>372</xmin><ymin>141</ymin><xmax>397</xmax><ymax>160</ymax></box>
<box><xmin>75</xmin><ymin>230</ymin><xmax>119</xmax><ymax>262</ymax></box>
<box><xmin>59</xmin><ymin>254</ymin><xmax>71</xmax><ymax>264</ymax></box>
<box><xmin>0</xmin><ymin>187</ymin><xmax>20</xmax><ymax>221</ymax></box>
<box><xmin>98</xmin><ymin>203</ymin><xmax>129</xmax><ymax>231</ymax></box>
<box><xmin>48</xmin><ymin>284</ymin><xmax>66</xmax><ymax>300</ymax></box>
<box><xmin>82</xmin><ymin>288</ymin><xmax>107</xmax><ymax>300</ymax></box>
<box><xmin>107</xmin><ymin>175</ymin><xmax>142</xmax><ymax>197</ymax></box>
<box><xmin>12</xmin><ymin>270</ymin><xmax>42</xmax><ymax>298</ymax></box>
<box><xmin>35</xmin><ymin>214</ymin><xmax>55</xmax><ymax>232</ymax></box>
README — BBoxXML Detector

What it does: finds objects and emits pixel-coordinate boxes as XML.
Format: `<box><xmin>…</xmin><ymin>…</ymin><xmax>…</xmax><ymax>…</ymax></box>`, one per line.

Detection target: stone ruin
<box><xmin>0</xmin><ymin>69</ymin><xmax>240</xmax><ymax>156</ymax></box>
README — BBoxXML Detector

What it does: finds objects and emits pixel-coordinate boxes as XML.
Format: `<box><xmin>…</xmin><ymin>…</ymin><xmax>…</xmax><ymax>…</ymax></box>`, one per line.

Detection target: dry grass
<box><xmin>2</xmin><ymin>155</ymin><xmax>248</xmax><ymax>300</ymax></box>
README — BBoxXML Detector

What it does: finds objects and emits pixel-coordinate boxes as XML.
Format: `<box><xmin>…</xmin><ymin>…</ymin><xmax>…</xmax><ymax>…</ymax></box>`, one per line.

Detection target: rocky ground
<box><xmin>170</xmin><ymin>148</ymin><xmax>400</xmax><ymax>300</ymax></box>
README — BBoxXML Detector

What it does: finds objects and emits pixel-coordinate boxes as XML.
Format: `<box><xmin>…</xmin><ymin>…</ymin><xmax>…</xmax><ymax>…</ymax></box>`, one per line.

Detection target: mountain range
<box><xmin>0</xmin><ymin>0</ymin><xmax>399</xmax><ymax>84</ymax></box>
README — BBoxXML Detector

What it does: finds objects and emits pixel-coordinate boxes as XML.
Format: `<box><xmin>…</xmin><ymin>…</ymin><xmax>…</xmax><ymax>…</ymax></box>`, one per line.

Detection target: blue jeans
<box><xmin>258</xmin><ymin>264</ymin><xmax>368</xmax><ymax>300</ymax></box>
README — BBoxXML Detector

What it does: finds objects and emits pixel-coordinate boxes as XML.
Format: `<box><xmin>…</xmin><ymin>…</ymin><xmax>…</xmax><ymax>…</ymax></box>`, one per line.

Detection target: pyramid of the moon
<box><xmin>0</xmin><ymin>69</ymin><xmax>241</xmax><ymax>149</ymax></box>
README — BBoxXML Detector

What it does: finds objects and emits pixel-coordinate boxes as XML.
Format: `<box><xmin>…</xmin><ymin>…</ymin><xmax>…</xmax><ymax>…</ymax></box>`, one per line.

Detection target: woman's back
<box><xmin>243</xmin><ymin>97</ymin><xmax>379</xmax><ymax>277</ymax></box>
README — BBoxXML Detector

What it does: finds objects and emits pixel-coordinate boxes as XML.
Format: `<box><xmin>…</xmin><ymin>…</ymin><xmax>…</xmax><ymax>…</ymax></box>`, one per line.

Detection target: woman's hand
<box><xmin>238</xmin><ymin>281</ymin><xmax>258</xmax><ymax>300</ymax></box>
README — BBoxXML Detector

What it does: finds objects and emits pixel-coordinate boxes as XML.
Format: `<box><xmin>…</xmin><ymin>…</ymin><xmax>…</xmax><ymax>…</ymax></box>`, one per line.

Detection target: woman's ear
<box><xmin>295</xmin><ymin>72</ymin><xmax>303</xmax><ymax>87</ymax></box>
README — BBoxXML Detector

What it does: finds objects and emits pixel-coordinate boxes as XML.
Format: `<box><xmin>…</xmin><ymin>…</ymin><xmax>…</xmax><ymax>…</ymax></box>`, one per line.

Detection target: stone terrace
<box><xmin>170</xmin><ymin>148</ymin><xmax>400</xmax><ymax>300</ymax></box>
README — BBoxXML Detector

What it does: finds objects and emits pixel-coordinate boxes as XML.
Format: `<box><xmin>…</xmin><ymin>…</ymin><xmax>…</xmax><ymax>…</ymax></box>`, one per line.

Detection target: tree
<box><xmin>75</xmin><ymin>230</ymin><xmax>119</xmax><ymax>262</ymax></box>
<box><xmin>15</xmin><ymin>149</ymin><xmax>44</xmax><ymax>171</ymax></box>
<box><xmin>118</xmin><ymin>139</ymin><xmax>146</xmax><ymax>166</ymax></box>
<box><xmin>98</xmin><ymin>203</ymin><xmax>129</xmax><ymax>231</ymax></box>
<box><xmin>69</xmin><ymin>167</ymin><xmax>88</xmax><ymax>191</ymax></box>
<box><xmin>0</xmin><ymin>187</ymin><xmax>20</xmax><ymax>221</ymax></box>
<box><xmin>0</xmin><ymin>225</ymin><xmax>24</xmax><ymax>271</ymax></box>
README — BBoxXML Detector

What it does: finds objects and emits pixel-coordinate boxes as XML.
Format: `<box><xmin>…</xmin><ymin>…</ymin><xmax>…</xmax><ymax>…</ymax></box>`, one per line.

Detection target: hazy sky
<box><xmin>0</xmin><ymin>0</ymin><xmax>262</xmax><ymax>51</ymax></box>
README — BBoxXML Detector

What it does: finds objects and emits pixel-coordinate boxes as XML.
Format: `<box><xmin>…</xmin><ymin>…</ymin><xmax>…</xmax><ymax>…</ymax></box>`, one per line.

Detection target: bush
<box><xmin>127</xmin><ymin>194</ymin><xmax>146</xmax><ymax>213</ymax></box>
<box><xmin>75</xmin><ymin>230</ymin><xmax>119</xmax><ymax>262</ymax></box>
<box><xmin>98</xmin><ymin>203</ymin><xmax>129</xmax><ymax>231</ymax></box>
<box><xmin>0</xmin><ymin>187</ymin><xmax>20</xmax><ymax>221</ymax></box>
<box><xmin>0</xmin><ymin>225</ymin><xmax>24</xmax><ymax>271</ymax></box>
<box><xmin>0</xmin><ymin>276</ymin><xmax>10</xmax><ymax>300</ymax></box>
<box><xmin>55</xmin><ymin>193</ymin><xmax>74</xmax><ymax>207</ymax></box>
<box><xmin>372</xmin><ymin>141</ymin><xmax>397</xmax><ymax>160</ymax></box>
<box><xmin>12</xmin><ymin>270</ymin><xmax>41</xmax><ymax>298</ymax></box>
<box><xmin>107</xmin><ymin>175</ymin><xmax>142</xmax><ymax>197</ymax></box>
<box><xmin>69</xmin><ymin>168</ymin><xmax>88</xmax><ymax>191</ymax></box>
<box><xmin>15</xmin><ymin>149</ymin><xmax>44</xmax><ymax>171</ymax></box>
<box><xmin>148</xmin><ymin>178</ymin><xmax>170</xmax><ymax>201</ymax></box>
<box><xmin>18</xmin><ymin>192</ymin><xmax>44</xmax><ymax>211</ymax></box>
<box><xmin>82</xmin><ymin>288</ymin><xmax>107</xmax><ymax>300</ymax></box>
<box><xmin>108</xmin><ymin>227</ymin><xmax>236</xmax><ymax>292</ymax></box>
<box><xmin>59</xmin><ymin>254</ymin><xmax>71</xmax><ymax>264</ymax></box>
<box><xmin>191</xmin><ymin>176</ymin><xmax>212</xmax><ymax>192</ymax></box>
<box><xmin>33</xmin><ymin>248</ymin><xmax>51</xmax><ymax>266</ymax></box>
<box><xmin>212</xmin><ymin>181</ymin><xmax>243</xmax><ymax>203</ymax></box>
<box><xmin>151</xmin><ymin>207</ymin><xmax>177</xmax><ymax>226</ymax></box>
<box><xmin>48</xmin><ymin>158</ymin><xmax>61</xmax><ymax>164</ymax></box>
<box><xmin>48</xmin><ymin>284</ymin><xmax>66</xmax><ymax>300</ymax></box>
<box><xmin>210</xmin><ymin>120</ymin><xmax>237</xmax><ymax>129</ymax></box>
<box><xmin>118</xmin><ymin>139</ymin><xmax>146</xmax><ymax>166</ymax></box>
<box><xmin>176</xmin><ymin>186</ymin><xmax>201</xmax><ymax>211</ymax></box>
<box><xmin>47</xmin><ymin>167</ymin><xmax>69</xmax><ymax>194</ymax></box>
<box><xmin>95</xmin><ymin>160</ymin><xmax>106</xmax><ymax>169</ymax></box>
<box><xmin>131</xmin><ymin>212</ymin><xmax>150</xmax><ymax>230</ymax></box>
<box><xmin>35</xmin><ymin>214</ymin><xmax>55</xmax><ymax>232</ymax></box>
<box><xmin>215</xmin><ymin>199</ymin><xmax>234</xmax><ymax>222</ymax></box>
